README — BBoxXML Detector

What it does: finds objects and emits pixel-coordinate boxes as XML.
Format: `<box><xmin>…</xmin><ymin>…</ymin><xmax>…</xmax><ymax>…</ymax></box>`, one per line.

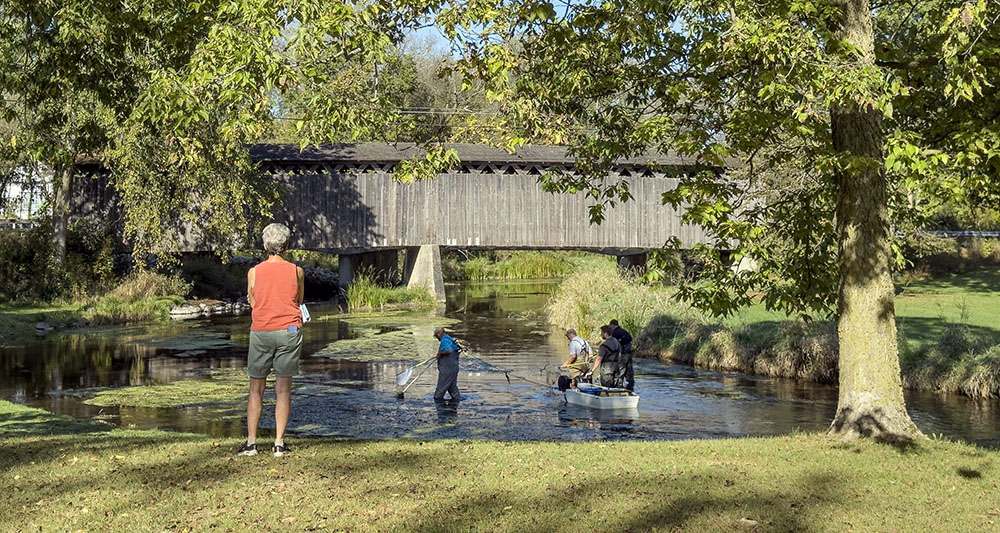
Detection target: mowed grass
<box><xmin>2</xmin><ymin>400</ymin><xmax>999</xmax><ymax>532</ymax></box>
<box><xmin>721</xmin><ymin>268</ymin><xmax>1000</xmax><ymax>350</ymax></box>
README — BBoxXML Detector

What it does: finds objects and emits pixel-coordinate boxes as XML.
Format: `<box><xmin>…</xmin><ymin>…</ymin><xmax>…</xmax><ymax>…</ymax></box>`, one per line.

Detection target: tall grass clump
<box><xmin>443</xmin><ymin>251</ymin><xmax>614</xmax><ymax>281</ymax></box>
<box><xmin>346</xmin><ymin>273</ymin><xmax>435</xmax><ymax>311</ymax></box>
<box><xmin>547</xmin><ymin>270</ymin><xmax>693</xmax><ymax>342</ymax></box>
<box><xmin>84</xmin><ymin>271</ymin><xmax>190</xmax><ymax>324</ymax></box>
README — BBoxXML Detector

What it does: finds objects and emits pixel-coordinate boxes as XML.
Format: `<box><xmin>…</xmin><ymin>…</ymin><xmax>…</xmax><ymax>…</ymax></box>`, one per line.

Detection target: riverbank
<box><xmin>1</xmin><ymin>400</ymin><xmax>995</xmax><ymax>532</ymax></box>
<box><xmin>0</xmin><ymin>272</ymin><xmax>189</xmax><ymax>346</ymax></box>
<box><xmin>548</xmin><ymin>268</ymin><xmax>1000</xmax><ymax>398</ymax></box>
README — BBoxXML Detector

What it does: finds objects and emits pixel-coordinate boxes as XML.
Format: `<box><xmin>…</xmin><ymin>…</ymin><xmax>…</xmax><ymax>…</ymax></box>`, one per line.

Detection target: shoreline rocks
<box><xmin>170</xmin><ymin>299</ymin><xmax>250</xmax><ymax>320</ymax></box>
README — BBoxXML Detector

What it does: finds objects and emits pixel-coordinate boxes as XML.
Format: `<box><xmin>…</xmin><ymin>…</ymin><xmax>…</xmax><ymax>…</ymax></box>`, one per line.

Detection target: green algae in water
<box><xmin>329</xmin><ymin>311</ymin><xmax>459</xmax><ymax>328</ymax></box>
<box><xmin>83</xmin><ymin>368</ymin><xmax>352</xmax><ymax>409</ymax></box>
<box><xmin>84</xmin><ymin>379</ymin><xmax>247</xmax><ymax>408</ymax></box>
<box><xmin>312</xmin><ymin>328</ymin><xmax>440</xmax><ymax>362</ymax></box>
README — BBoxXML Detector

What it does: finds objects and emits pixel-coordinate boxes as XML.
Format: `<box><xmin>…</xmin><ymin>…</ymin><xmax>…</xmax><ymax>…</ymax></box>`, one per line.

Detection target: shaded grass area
<box><xmin>345</xmin><ymin>273</ymin><xmax>436</xmax><ymax>312</ymax></box>
<box><xmin>442</xmin><ymin>250</ymin><xmax>614</xmax><ymax>281</ymax></box>
<box><xmin>550</xmin><ymin>268</ymin><xmax>1000</xmax><ymax>398</ymax></box>
<box><xmin>2</xmin><ymin>400</ymin><xmax>998</xmax><ymax>532</ymax></box>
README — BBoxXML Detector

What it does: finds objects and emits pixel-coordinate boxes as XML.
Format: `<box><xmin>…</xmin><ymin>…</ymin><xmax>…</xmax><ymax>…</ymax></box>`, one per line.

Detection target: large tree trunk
<box><xmin>51</xmin><ymin>163</ymin><xmax>73</xmax><ymax>264</ymax></box>
<box><xmin>828</xmin><ymin>0</ymin><xmax>920</xmax><ymax>441</ymax></box>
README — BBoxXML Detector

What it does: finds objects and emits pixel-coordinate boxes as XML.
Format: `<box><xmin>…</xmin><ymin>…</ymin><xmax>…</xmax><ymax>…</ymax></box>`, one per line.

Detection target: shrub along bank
<box><xmin>1</xmin><ymin>400</ymin><xmax>997</xmax><ymax>532</ymax></box>
<box><xmin>547</xmin><ymin>268</ymin><xmax>1000</xmax><ymax>398</ymax></box>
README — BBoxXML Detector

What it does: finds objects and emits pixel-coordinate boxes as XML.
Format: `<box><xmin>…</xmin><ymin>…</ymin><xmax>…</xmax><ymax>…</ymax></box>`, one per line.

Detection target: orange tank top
<box><xmin>251</xmin><ymin>260</ymin><xmax>302</xmax><ymax>332</ymax></box>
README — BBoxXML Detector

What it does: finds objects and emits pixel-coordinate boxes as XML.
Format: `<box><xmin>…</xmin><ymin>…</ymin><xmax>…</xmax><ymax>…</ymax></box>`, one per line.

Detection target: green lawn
<box><xmin>723</xmin><ymin>267</ymin><xmax>1000</xmax><ymax>352</ymax></box>
<box><xmin>1</xmin><ymin>400</ymin><xmax>998</xmax><ymax>532</ymax></box>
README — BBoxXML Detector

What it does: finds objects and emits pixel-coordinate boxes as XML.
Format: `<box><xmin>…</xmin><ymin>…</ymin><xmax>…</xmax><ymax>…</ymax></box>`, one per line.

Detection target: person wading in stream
<box><xmin>239</xmin><ymin>223</ymin><xmax>305</xmax><ymax>458</ymax></box>
<box><xmin>588</xmin><ymin>325</ymin><xmax>623</xmax><ymax>388</ymax></box>
<box><xmin>433</xmin><ymin>327</ymin><xmax>461</xmax><ymax>402</ymax></box>
<box><xmin>561</xmin><ymin>328</ymin><xmax>592</xmax><ymax>387</ymax></box>
<box><xmin>609</xmin><ymin>319</ymin><xmax>635</xmax><ymax>391</ymax></box>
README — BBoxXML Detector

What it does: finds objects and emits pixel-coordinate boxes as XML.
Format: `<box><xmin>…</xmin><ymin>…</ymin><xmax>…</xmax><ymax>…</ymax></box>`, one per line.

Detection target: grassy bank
<box><xmin>442</xmin><ymin>250</ymin><xmax>613</xmax><ymax>281</ymax></box>
<box><xmin>548</xmin><ymin>268</ymin><xmax>1000</xmax><ymax>398</ymax></box>
<box><xmin>1</xmin><ymin>400</ymin><xmax>997</xmax><ymax>532</ymax></box>
<box><xmin>0</xmin><ymin>272</ymin><xmax>189</xmax><ymax>345</ymax></box>
<box><xmin>345</xmin><ymin>273</ymin><xmax>436</xmax><ymax>311</ymax></box>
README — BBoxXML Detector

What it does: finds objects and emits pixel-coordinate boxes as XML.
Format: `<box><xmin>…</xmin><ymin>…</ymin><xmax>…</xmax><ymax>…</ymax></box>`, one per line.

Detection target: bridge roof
<box><xmin>249</xmin><ymin>143</ymin><xmax>713</xmax><ymax>169</ymax></box>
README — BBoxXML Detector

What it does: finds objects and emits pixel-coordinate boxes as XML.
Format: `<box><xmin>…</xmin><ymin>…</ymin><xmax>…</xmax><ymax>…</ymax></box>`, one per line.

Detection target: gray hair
<box><xmin>262</xmin><ymin>223</ymin><xmax>291</xmax><ymax>254</ymax></box>
<box><xmin>434</xmin><ymin>327</ymin><xmax>446</xmax><ymax>334</ymax></box>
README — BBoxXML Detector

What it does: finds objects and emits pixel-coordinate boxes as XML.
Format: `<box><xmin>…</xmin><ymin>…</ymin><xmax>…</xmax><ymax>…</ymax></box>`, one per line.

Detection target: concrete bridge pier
<box><xmin>338</xmin><ymin>250</ymin><xmax>400</xmax><ymax>290</ymax></box>
<box><xmin>617</xmin><ymin>252</ymin><xmax>648</xmax><ymax>275</ymax></box>
<box><xmin>403</xmin><ymin>245</ymin><xmax>446</xmax><ymax>302</ymax></box>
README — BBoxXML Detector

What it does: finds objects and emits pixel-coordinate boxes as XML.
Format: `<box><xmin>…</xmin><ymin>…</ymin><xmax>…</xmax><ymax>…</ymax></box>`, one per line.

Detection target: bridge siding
<box><xmin>268</xmin><ymin>171</ymin><xmax>706</xmax><ymax>253</ymax></box>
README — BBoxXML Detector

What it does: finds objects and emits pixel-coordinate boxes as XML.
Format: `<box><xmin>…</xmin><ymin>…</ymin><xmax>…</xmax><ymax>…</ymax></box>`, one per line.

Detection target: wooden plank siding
<box><xmin>270</xmin><ymin>171</ymin><xmax>708</xmax><ymax>253</ymax></box>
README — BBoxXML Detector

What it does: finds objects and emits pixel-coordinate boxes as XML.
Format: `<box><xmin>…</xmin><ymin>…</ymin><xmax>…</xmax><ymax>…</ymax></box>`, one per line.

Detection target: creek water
<box><xmin>2</xmin><ymin>280</ymin><xmax>999</xmax><ymax>445</ymax></box>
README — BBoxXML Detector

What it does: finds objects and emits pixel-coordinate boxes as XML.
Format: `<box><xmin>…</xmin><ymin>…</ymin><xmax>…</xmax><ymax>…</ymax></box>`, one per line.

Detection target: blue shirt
<box><xmin>438</xmin><ymin>334</ymin><xmax>460</xmax><ymax>356</ymax></box>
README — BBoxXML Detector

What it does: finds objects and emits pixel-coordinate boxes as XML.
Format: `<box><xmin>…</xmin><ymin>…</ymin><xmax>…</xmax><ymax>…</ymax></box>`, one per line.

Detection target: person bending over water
<box><xmin>238</xmin><ymin>223</ymin><xmax>305</xmax><ymax>458</ymax></box>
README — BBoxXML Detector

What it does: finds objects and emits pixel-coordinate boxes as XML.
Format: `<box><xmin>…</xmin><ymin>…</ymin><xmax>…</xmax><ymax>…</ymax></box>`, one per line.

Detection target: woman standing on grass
<box><xmin>238</xmin><ymin>222</ymin><xmax>304</xmax><ymax>458</ymax></box>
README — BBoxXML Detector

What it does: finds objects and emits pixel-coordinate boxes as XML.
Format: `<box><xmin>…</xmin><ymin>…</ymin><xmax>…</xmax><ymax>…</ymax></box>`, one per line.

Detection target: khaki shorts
<box><xmin>248</xmin><ymin>328</ymin><xmax>303</xmax><ymax>378</ymax></box>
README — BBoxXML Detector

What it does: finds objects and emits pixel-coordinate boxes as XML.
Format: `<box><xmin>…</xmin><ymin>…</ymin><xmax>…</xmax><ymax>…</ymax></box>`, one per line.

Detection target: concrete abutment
<box><xmin>403</xmin><ymin>245</ymin><xmax>446</xmax><ymax>302</ymax></box>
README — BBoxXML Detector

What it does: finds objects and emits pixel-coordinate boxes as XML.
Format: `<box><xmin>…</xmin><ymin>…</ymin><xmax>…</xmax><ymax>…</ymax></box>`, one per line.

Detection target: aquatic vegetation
<box><xmin>442</xmin><ymin>250</ymin><xmax>614</xmax><ymax>281</ymax></box>
<box><xmin>345</xmin><ymin>273</ymin><xmax>436</xmax><ymax>311</ymax></box>
<box><xmin>312</xmin><ymin>328</ymin><xmax>440</xmax><ymax>362</ymax></box>
<box><xmin>327</xmin><ymin>311</ymin><xmax>459</xmax><ymax>328</ymax></box>
<box><xmin>84</xmin><ymin>379</ymin><xmax>248</xmax><ymax>408</ymax></box>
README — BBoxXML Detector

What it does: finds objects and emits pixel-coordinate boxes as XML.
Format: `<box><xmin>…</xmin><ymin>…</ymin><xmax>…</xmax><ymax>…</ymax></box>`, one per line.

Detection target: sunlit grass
<box><xmin>1</xmin><ymin>400</ymin><xmax>997</xmax><ymax>532</ymax></box>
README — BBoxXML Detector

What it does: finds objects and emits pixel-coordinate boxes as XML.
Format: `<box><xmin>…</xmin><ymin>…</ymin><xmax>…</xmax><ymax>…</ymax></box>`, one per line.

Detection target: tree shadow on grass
<box><xmin>403</xmin><ymin>469</ymin><xmax>844</xmax><ymax>532</ymax></box>
<box><xmin>896</xmin><ymin>316</ymin><xmax>1000</xmax><ymax>355</ymax></box>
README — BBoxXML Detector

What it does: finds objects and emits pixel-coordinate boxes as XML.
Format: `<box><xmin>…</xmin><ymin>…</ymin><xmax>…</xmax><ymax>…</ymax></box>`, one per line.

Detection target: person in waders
<box><xmin>560</xmin><ymin>328</ymin><xmax>592</xmax><ymax>387</ymax></box>
<box><xmin>609</xmin><ymin>319</ymin><xmax>635</xmax><ymax>391</ymax></box>
<box><xmin>433</xmin><ymin>327</ymin><xmax>461</xmax><ymax>402</ymax></box>
<box><xmin>588</xmin><ymin>325</ymin><xmax>622</xmax><ymax>388</ymax></box>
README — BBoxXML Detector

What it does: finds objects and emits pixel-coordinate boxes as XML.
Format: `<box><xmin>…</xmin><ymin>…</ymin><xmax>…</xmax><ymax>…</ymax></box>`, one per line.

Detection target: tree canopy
<box><xmin>437</xmin><ymin>0</ymin><xmax>1000</xmax><ymax>439</ymax></box>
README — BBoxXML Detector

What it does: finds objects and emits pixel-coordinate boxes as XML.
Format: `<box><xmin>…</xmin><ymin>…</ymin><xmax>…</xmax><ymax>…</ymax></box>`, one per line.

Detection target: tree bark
<box><xmin>51</xmin><ymin>163</ymin><xmax>73</xmax><ymax>265</ymax></box>
<box><xmin>828</xmin><ymin>0</ymin><xmax>921</xmax><ymax>441</ymax></box>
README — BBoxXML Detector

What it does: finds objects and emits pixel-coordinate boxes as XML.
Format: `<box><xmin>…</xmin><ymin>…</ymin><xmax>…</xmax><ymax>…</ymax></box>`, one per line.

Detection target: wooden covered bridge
<box><xmin>76</xmin><ymin>143</ymin><xmax>720</xmax><ymax>300</ymax></box>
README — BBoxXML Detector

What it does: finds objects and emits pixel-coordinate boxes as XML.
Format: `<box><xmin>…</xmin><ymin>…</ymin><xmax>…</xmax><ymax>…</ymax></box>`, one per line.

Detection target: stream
<box><xmin>2</xmin><ymin>280</ymin><xmax>999</xmax><ymax>445</ymax></box>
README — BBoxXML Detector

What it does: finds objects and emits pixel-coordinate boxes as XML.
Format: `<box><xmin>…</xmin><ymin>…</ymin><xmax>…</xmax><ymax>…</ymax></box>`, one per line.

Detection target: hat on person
<box><xmin>434</xmin><ymin>327</ymin><xmax>446</xmax><ymax>334</ymax></box>
<box><xmin>565</xmin><ymin>328</ymin><xmax>576</xmax><ymax>336</ymax></box>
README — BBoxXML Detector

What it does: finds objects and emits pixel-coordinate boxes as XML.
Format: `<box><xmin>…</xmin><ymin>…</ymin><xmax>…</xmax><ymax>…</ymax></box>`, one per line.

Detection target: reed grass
<box><xmin>345</xmin><ymin>273</ymin><xmax>435</xmax><ymax>311</ymax></box>
<box><xmin>442</xmin><ymin>251</ymin><xmax>614</xmax><ymax>281</ymax></box>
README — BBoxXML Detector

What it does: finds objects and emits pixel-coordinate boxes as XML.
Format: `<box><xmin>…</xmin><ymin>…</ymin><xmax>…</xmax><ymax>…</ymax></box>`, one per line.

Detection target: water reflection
<box><xmin>1</xmin><ymin>281</ymin><xmax>999</xmax><ymax>446</ymax></box>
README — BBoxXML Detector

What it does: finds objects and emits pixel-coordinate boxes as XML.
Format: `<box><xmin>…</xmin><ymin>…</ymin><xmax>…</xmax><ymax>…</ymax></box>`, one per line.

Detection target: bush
<box><xmin>0</xmin><ymin>218</ymin><xmax>121</xmax><ymax>301</ymax></box>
